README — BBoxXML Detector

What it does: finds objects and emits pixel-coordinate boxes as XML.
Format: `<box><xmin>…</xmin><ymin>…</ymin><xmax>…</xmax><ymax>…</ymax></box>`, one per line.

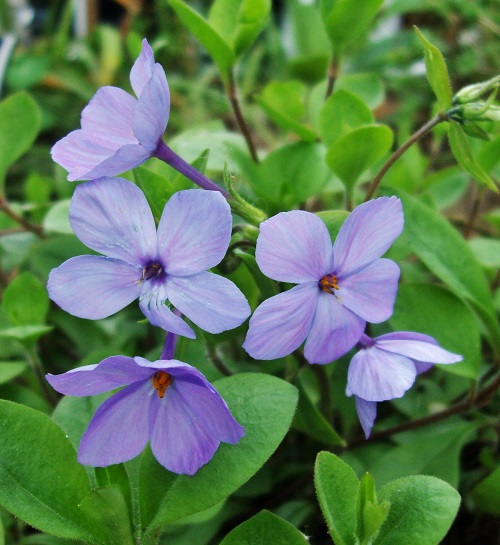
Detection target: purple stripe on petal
<box><xmin>47</xmin><ymin>255</ymin><xmax>141</xmax><ymax>320</ymax></box>
<box><xmin>256</xmin><ymin>211</ymin><xmax>333</xmax><ymax>283</ymax></box>
<box><xmin>157</xmin><ymin>190</ymin><xmax>232</xmax><ymax>276</ymax></box>
<box><xmin>338</xmin><ymin>258</ymin><xmax>400</xmax><ymax>323</ymax></box>
<box><xmin>243</xmin><ymin>283</ymin><xmax>318</xmax><ymax>360</ymax></box>
<box><xmin>304</xmin><ymin>292</ymin><xmax>365</xmax><ymax>364</ymax></box>
<box><xmin>347</xmin><ymin>346</ymin><xmax>416</xmax><ymax>401</ymax></box>
<box><xmin>149</xmin><ymin>387</ymin><xmax>219</xmax><ymax>475</ymax></box>
<box><xmin>78</xmin><ymin>380</ymin><xmax>152</xmax><ymax>467</ymax></box>
<box><xmin>333</xmin><ymin>197</ymin><xmax>403</xmax><ymax>277</ymax></box>
<box><xmin>139</xmin><ymin>283</ymin><xmax>195</xmax><ymax>338</ymax></box>
<box><xmin>166</xmin><ymin>272</ymin><xmax>250</xmax><ymax>334</ymax></box>
<box><xmin>132</xmin><ymin>64</ymin><xmax>170</xmax><ymax>149</ymax></box>
<box><xmin>354</xmin><ymin>397</ymin><xmax>377</xmax><ymax>438</ymax></box>
<box><xmin>70</xmin><ymin>177</ymin><xmax>157</xmax><ymax>264</ymax></box>
<box><xmin>375</xmin><ymin>337</ymin><xmax>462</xmax><ymax>364</ymax></box>
<box><xmin>130</xmin><ymin>39</ymin><xmax>156</xmax><ymax>98</ymax></box>
<box><xmin>47</xmin><ymin>356</ymin><xmax>151</xmax><ymax>396</ymax></box>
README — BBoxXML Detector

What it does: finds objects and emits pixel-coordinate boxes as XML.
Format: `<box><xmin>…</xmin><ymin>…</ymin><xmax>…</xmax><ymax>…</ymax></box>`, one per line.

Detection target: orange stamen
<box><xmin>152</xmin><ymin>371</ymin><xmax>172</xmax><ymax>398</ymax></box>
<box><xmin>319</xmin><ymin>274</ymin><xmax>340</xmax><ymax>295</ymax></box>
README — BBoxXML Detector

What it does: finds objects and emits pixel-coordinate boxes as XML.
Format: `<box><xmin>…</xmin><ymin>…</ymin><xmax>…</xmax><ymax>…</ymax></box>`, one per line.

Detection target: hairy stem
<box><xmin>226</xmin><ymin>73</ymin><xmax>259</xmax><ymax>163</ymax></box>
<box><xmin>364</xmin><ymin>113</ymin><xmax>448</xmax><ymax>201</ymax></box>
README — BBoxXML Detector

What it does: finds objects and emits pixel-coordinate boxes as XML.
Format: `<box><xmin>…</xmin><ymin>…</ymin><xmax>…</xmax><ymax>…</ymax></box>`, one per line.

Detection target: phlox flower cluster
<box><xmin>47</xmin><ymin>37</ymin><xmax>462</xmax><ymax>472</ymax></box>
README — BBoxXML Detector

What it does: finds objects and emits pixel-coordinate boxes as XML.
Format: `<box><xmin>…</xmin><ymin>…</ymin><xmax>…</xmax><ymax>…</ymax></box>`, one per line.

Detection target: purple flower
<box><xmin>47</xmin><ymin>177</ymin><xmax>250</xmax><ymax>338</ymax></box>
<box><xmin>243</xmin><ymin>197</ymin><xmax>404</xmax><ymax>364</ymax></box>
<box><xmin>346</xmin><ymin>332</ymin><xmax>462</xmax><ymax>437</ymax></box>
<box><xmin>52</xmin><ymin>39</ymin><xmax>168</xmax><ymax>182</ymax></box>
<box><xmin>46</xmin><ymin>355</ymin><xmax>245</xmax><ymax>474</ymax></box>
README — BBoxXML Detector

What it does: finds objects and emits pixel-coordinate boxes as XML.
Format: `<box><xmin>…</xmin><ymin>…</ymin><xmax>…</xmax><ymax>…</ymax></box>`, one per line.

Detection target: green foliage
<box><xmin>469</xmin><ymin>468</ymin><xmax>500</xmax><ymax>516</ymax></box>
<box><xmin>2</xmin><ymin>272</ymin><xmax>49</xmax><ymax>326</ymax></box>
<box><xmin>356</xmin><ymin>474</ymin><xmax>389</xmax><ymax>545</ymax></box>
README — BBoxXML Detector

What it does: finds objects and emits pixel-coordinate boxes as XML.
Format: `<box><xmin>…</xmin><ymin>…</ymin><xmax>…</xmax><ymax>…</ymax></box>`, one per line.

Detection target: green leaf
<box><xmin>2</xmin><ymin>272</ymin><xmax>49</xmax><ymax>326</ymax></box>
<box><xmin>0</xmin><ymin>360</ymin><xmax>26</xmax><ymax>384</ymax></box>
<box><xmin>447</xmin><ymin>121</ymin><xmax>498</xmax><ymax>191</ymax></box>
<box><xmin>79</xmin><ymin>486</ymin><xmax>134</xmax><ymax>545</ymax></box>
<box><xmin>139</xmin><ymin>374</ymin><xmax>298</xmax><ymax>532</ymax></box>
<box><xmin>468</xmin><ymin>238</ymin><xmax>500</xmax><ymax>269</ymax></box>
<box><xmin>43</xmin><ymin>200</ymin><xmax>72</xmax><ymax>235</ymax></box>
<box><xmin>356</xmin><ymin>473</ymin><xmax>389</xmax><ymax>545</ymax></box>
<box><xmin>219</xmin><ymin>510</ymin><xmax>309</xmax><ymax>545</ymax></box>
<box><xmin>470</xmin><ymin>468</ymin><xmax>500</xmax><ymax>516</ymax></box>
<box><xmin>168</xmin><ymin>0</ymin><xmax>234</xmax><ymax>83</ymax></box>
<box><xmin>0</xmin><ymin>91</ymin><xmax>41</xmax><ymax>186</ymax></box>
<box><xmin>315</xmin><ymin>210</ymin><xmax>349</xmax><ymax>240</ymax></box>
<box><xmin>325</xmin><ymin>125</ymin><xmax>393</xmax><ymax>193</ymax></box>
<box><xmin>335</xmin><ymin>74</ymin><xmax>385</xmax><ymax>109</ymax></box>
<box><xmin>389</xmin><ymin>284</ymin><xmax>480</xmax><ymax>379</ymax></box>
<box><xmin>0</xmin><ymin>324</ymin><xmax>53</xmax><ymax>345</ymax></box>
<box><xmin>255</xmin><ymin>81</ymin><xmax>317</xmax><ymax>141</ymax></box>
<box><xmin>413</xmin><ymin>27</ymin><xmax>453</xmax><ymax>111</ymax></box>
<box><xmin>393</xmin><ymin>189</ymin><xmax>500</xmax><ymax>354</ymax></box>
<box><xmin>318</xmin><ymin>90</ymin><xmax>374</xmax><ymax>146</ymax></box>
<box><xmin>373</xmin><ymin>475</ymin><xmax>460</xmax><ymax>545</ymax></box>
<box><xmin>321</xmin><ymin>0</ymin><xmax>384</xmax><ymax>53</ymax></box>
<box><xmin>314</xmin><ymin>451</ymin><xmax>359</xmax><ymax>545</ymax></box>
<box><xmin>0</xmin><ymin>400</ymin><xmax>99</xmax><ymax>542</ymax></box>
<box><xmin>208</xmin><ymin>0</ymin><xmax>271</xmax><ymax>58</ymax></box>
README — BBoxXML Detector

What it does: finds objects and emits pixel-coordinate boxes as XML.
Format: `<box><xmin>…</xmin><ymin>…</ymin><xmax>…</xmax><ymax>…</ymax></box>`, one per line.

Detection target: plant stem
<box><xmin>364</xmin><ymin>113</ymin><xmax>448</xmax><ymax>201</ymax></box>
<box><xmin>325</xmin><ymin>56</ymin><xmax>339</xmax><ymax>99</ymax></box>
<box><xmin>0</xmin><ymin>194</ymin><xmax>45</xmax><ymax>238</ymax></box>
<box><xmin>464</xmin><ymin>184</ymin><xmax>484</xmax><ymax>239</ymax></box>
<box><xmin>26</xmin><ymin>347</ymin><xmax>57</xmax><ymax>406</ymax></box>
<box><xmin>226</xmin><ymin>72</ymin><xmax>259</xmax><ymax>163</ymax></box>
<box><xmin>154</xmin><ymin>142</ymin><xmax>229</xmax><ymax>197</ymax></box>
<box><xmin>345</xmin><ymin>372</ymin><xmax>500</xmax><ymax>449</ymax></box>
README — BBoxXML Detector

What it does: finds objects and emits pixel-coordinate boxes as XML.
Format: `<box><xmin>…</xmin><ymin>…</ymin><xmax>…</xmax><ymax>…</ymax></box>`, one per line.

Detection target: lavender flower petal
<box><xmin>255</xmin><ymin>211</ymin><xmax>333</xmax><ymax>283</ymax></box>
<box><xmin>78</xmin><ymin>380</ymin><xmax>152</xmax><ymax>466</ymax></box>
<box><xmin>48</xmin><ymin>256</ymin><xmax>141</xmax><ymax>319</ymax></box>
<box><xmin>139</xmin><ymin>283</ymin><xmax>196</xmax><ymax>338</ymax></box>
<box><xmin>166</xmin><ymin>272</ymin><xmax>250</xmax><ymax>334</ymax></box>
<box><xmin>303</xmin><ymin>292</ymin><xmax>365</xmax><ymax>364</ymax></box>
<box><xmin>243</xmin><ymin>283</ymin><xmax>318</xmax><ymax>360</ymax></box>
<box><xmin>375</xmin><ymin>334</ymin><xmax>463</xmax><ymax>364</ymax></box>
<box><xmin>46</xmin><ymin>356</ymin><xmax>151</xmax><ymax>396</ymax></box>
<box><xmin>69</xmin><ymin>177</ymin><xmax>157</xmax><ymax>264</ymax></box>
<box><xmin>354</xmin><ymin>397</ymin><xmax>377</xmax><ymax>438</ymax></box>
<box><xmin>347</xmin><ymin>346</ymin><xmax>417</xmax><ymax>401</ymax></box>
<box><xmin>157</xmin><ymin>190</ymin><xmax>232</xmax><ymax>276</ymax></box>
<box><xmin>338</xmin><ymin>258</ymin><xmax>400</xmax><ymax>323</ymax></box>
<box><xmin>130</xmin><ymin>39</ymin><xmax>156</xmax><ymax>97</ymax></box>
<box><xmin>333</xmin><ymin>197</ymin><xmax>403</xmax><ymax>276</ymax></box>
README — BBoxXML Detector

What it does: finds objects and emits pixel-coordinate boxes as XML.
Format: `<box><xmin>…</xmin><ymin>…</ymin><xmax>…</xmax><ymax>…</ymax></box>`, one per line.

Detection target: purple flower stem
<box><xmin>155</xmin><ymin>141</ymin><xmax>230</xmax><ymax>199</ymax></box>
<box><xmin>161</xmin><ymin>331</ymin><xmax>178</xmax><ymax>360</ymax></box>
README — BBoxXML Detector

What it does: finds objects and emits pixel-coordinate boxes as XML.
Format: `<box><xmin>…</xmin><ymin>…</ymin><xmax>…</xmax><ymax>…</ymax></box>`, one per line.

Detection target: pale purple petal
<box><xmin>414</xmin><ymin>362</ymin><xmax>434</xmax><ymax>374</ymax></box>
<box><xmin>243</xmin><ymin>283</ymin><xmax>319</xmax><ymax>360</ymax></box>
<box><xmin>304</xmin><ymin>292</ymin><xmax>365</xmax><ymax>364</ymax></box>
<box><xmin>78</xmin><ymin>380</ymin><xmax>152</xmax><ymax>466</ymax></box>
<box><xmin>375</xmin><ymin>333</ymin><xmax>462</xmax><ymax>364</ymax></box>
<box><xmin>333</xmin><ymin>197</ymin><xmax>403</xmax><ymax>276</ymax></box>
<box><xmin>46</xmin><ymin>356</ymin><xmax>151</xmax><ymax>396</ymax></box>
<box><xmin>347</xmin><ymin>346</ymin><xmax>417</xmax><ymax>401</ymax></box>
<box><xmin>70</xmin><ymin>177</ymin><xmax>157</xmax><ymax>264</ymax></box>
<box><xmin>149</xmin><ymin>389</ymin><xmax>219</xmax><ymax>475</ymax></box>
<box><xmin>354</xmin><ymin>397</ymin><xmax>377</xmax><ymax>438</ymax></box>
<box><xmin>48</xmin><ymin>255</ymin><xmax>141</xmax><ymax>319</ymax></box>
<box><xmin>157</xmin><ymin>190</ymin><xmax>232</xmax><ymax>276</ymax></box>
<box><xmin>139</xmin><ymin>283</ymin><xmax>195</xmax><ymax>338</ymax></box>
<box><xmin>133</xmin><ymin>64</ymin><xmax>169</xmax><ymax>148</ymax></box>
<box><xmin>130</xmin><ymin>39</ymin><xmax>156</xmax><ymax>98</ymax></box>
<box><xmin>166</xmin><ymin>272</ymin><xmax>250</xmax><ymax>334</ymax></box>
<box><xmin>338</xmin><ymin>258</ymin><xmax>400</xmax><ymax>323</ymax></box>
<box><xmin>256</xmin><ymin>210</ymin><xmax>333</xmax><ymax>283</ymax></box>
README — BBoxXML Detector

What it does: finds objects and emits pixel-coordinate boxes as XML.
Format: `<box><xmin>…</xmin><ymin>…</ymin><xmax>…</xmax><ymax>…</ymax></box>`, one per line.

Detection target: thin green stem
<box><xmin>226</xmin><ymin>72</ymin><xmax>259</xmax><ymax>163</ymax></box>
<box><xmin>26</xmin><ymin>347</ymin><xmax>57</xmax><ymax>406</ymax></box>
<box><xmin>464</xmin><ymin>184</ymin><xmax>485</xmax><ymax>239</ymax></box>
<box><xmin>364</xmin><ymin>113</ymin><xmax>448</xmax><ymax>201</ymax></box>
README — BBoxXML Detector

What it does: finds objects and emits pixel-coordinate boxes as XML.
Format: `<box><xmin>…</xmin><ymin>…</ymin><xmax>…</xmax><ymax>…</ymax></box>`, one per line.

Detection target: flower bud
<box><xmin>454</xmin><ymin>75</ymin><xmax>500</xmax><ymax>104</ymax></box>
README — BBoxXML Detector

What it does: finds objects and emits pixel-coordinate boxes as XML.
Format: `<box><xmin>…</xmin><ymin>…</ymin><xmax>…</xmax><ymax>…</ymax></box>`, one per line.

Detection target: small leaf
<box><xmin>447</xmin><ymin>121</ymin><xmax>498</xmax><ymax>192</ymax></box>
<box><xmin>0</xmin><ymin>361</ymin><xmax>26</xmax><ymax>384</ymax></box>
<box><xmin>43</xmin><ymin>200</ymin><xmax>72</xmax><ymax>235</ymax></box>
<box><xmin>357</xmin><ymin>473</ymin><xmax>389</xmax><ymax>545</ymax></box>
<box><xmin>0</xmin><ymin>324</ymin><xmax>53</xmax><ymax>345</ymax></box>
<box><xmin>168</xmin><ymin>0</ymin><xmax>234</xmax><ymax>83</ymax></box>
<box><xmin>373</xmin><ymin>475</ymin><xmax>460</xmax><ymax>545</ymax></box>
<box><xmin>0</xmin><ymin>91</ymin><xmax>42</xmax><ymax>186</ymax></box>
<box><xmin>469</xmin><ymin>468</ymin><xmax>500</xmax><ymax>516</ymax></box>
<box><xmin>2</xmin><ymin>272</ymin><xmax>49</xmax><ymax>326</ymax></box>
<box><xmin>219</xmin><ymin>510</ymin><xmax>309</xmax><ymax>545</ymax></box>
<box><xmin>314</xmin><ymin>451</ymin><xmax>359</xmax><ymax>545</ymax></box>
<box><xmin>325</xmin><ymin>125</ymin><xmax>393</xmax><ymax>193</ymax></box>
<box><xmin>414</xmin><ymin>27</ymin><xmax>453</xmax><ymax>111</ymax></box>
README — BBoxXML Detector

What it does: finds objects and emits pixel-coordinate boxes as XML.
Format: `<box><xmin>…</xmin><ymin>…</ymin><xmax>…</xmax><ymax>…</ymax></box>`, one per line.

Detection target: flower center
<box><xmin>319</xmin><ymin>273</ymin><xmax>340</xmax><ymax>295</ymax></box>
<box><xmin>152</xmin><ymin>371</ymin><xmax>172</xmax><ymax>398</ymax></box>
<box><xmin>141</xmin><ymin>261</ymin><xmax>164</xmax><ymax>282</ymax></box>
